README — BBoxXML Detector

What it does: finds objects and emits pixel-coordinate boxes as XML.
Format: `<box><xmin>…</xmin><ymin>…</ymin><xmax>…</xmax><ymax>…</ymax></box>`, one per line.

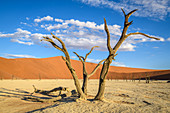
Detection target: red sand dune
<box><xmin>0</xmin><ymin>56</ymin><xmax>169</xmax><ymax>80</ymax></box>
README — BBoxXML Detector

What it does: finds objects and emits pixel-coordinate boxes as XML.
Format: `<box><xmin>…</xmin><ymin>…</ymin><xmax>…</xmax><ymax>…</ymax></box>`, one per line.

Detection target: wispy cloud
<box><xmin>0</xmin><ymin>28</ymin><xmax>50</xmax><ymax>46</ymax></box>
<box><xmin>153</xmin><ymin>47</ymin><xmax>159</xmax><ymax>49</ymax></box>
<box><xmin>3</xmin><ymin>54</ymin><xmax>36</xmax><ymax>58</ymax></box>
<box><xmin>34</xmin><ymin>16</ymin><xmax>53</xmax><ymax>22</ymax></box>
<box><xmin>167</xmin><ymin>38</ymin><xmax>170</xmax><ymax>41</ymax></box>
<box><xmin>0</xmin><ymin>28</ymin><xmax>33</xmax><ymax>45</ymax></box>
<box><xmin>26</xmin><ymin>17</ymin><xmax>30</xmax><ymax>20</ymax></box>
<box><xmin>72</xmin><ymin>56</ymin><xmax>126</xmax><ymax>67</ymax></box>
<box><xmin>111</xmin><ymin>61</ymin><xmax>126</xmax><ymax>67</ymax></box>
<box><xmin>71</xmin><ymin>56</ymin><xmax>101</xmax><ymax>63</ymax></box>
<box><xmin>86</xmin><ymin>58</ymin><xmax>102</xmax><ymax>63</ymax></box>
<box><xmin>79</xmin><ymin>0</ymin><xmax>170</xmax><ymax>20</ymax></box>
<box><xmin>55</xmin><ymin>18</ymin><xmax>64</xmax><ymax>23</ymax></box>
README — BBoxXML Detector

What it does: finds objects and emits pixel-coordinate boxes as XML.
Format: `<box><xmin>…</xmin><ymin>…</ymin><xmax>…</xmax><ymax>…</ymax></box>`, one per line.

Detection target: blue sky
<box><xmin>0</xmin><ymin>0</ymin><xmax>170</xmax><ymax>69</ymax></box>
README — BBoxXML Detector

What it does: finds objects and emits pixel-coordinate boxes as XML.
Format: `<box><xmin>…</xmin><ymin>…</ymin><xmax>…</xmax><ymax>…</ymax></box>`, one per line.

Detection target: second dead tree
<box><xmin>74</xmin><ymin>46</ymin><xmax>105</xmax><ymax>95</ymax></box>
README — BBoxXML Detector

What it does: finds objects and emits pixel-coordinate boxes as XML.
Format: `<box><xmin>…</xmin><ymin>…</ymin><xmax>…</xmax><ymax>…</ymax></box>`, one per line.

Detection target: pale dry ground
<box><xmin>0</xmin><ymin>79</ymin><xmax>169</xmax><ymax>113</ymax></box>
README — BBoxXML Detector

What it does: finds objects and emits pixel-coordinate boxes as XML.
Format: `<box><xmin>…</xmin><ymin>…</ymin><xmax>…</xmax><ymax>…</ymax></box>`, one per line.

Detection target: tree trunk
<box><xmin>74</xmin><ymin>50</ymin><xmax>105</xmax><ymax>96</ymax></box>
<box><xmin>82</xmin><ymin>74</ymin><xmax>88</xmax><ymax>95</ymax></box>
<box><xmin>64</xmin><ymin>61</ymin><xmax>86</xmax><ymax>100</ymax></box>
<box><xmin>95</xmin><ymin>56</ymin><xmax>112</xmax><ymax>100</ymax></box>
<box><xmin>73</xmin><ymin>75</ymin><xmax>86</xmax><ymax>99</ymax></box>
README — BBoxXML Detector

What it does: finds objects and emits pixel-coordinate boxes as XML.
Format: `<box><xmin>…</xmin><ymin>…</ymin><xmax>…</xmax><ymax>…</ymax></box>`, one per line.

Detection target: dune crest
<box><xmin>0</xmin><ymin>56</ymin><xmax>169</xmax><ymax>80</ymax></box>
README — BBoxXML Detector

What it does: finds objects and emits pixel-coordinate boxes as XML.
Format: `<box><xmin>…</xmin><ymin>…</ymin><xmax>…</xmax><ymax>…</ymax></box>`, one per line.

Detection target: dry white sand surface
<box><xmin>0</xmin><ymin>79</ymin><xmax>170</xmax><ymax>113</ymax></box>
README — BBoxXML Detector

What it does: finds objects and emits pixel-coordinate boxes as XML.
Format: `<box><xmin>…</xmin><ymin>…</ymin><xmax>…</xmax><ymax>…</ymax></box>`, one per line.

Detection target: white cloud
<box><xmin>167</xmin><ymin>38</ymin><xmax>170</xmax><ymax>41</ymax></box>
<box><xmin>20</xmin><ymin>22</ymin><xmax>32</xmax><ymax>27</ymax></box>
<box><xmin>153</xmin><ymin>47</ymin><xmax>159</xmax><ymax>49</ymax></box>
<box><xmin>40</xmin><ymin>25</ymin><xmax>45</xmax><ymax>28</ymax></box>
<box><xmin>20</xmin><ymin>22</ymin><xmax>27</xmax><ymax>25</ymax></box>
<box><xmin>64</xmin><ymin>19</ymin><xmax>121</xmax><ymax>35</ymax></box>
<box><xmin>86</xmin><ymin>58</ymin><xmax>102</xmax><ymax>63</ymax></box>
<box><xmin>71</xmin><ymin>56</ymin><xmax>103</xmax><ymax>63</ymax></box>
<box><xmin>85</xmin><ymin>57</ymin><xmax>126</xmax><ymax>67</ymax></box>
<box><xmin>26</xmin><ymin>17</ymin><xmax>30</xmax><ymax>20</ymax></box>
<box><xmin>44</xmin><ymin>18</ymin><xmax>121</xmax><ymax>36</ymax></box>
<box><xmin>11</xmin><ymin>39</ymin><xmax>33</xmax><ymax>45</ymax></box>
<box><xmin>4</xmin><ymin>54</ymin><xmax>36</xmax><ymax>58</ymax></box>
<box><xmin>65</xmin><ymin>19</ymin><xmax>97</xmax><ymax>29</ymax></box>
<box><xmin>0</xmin><ymin>28</ymin><xmax>32</xmax><ymax>45</ymax></box>
<box><xmin>111</xmin><ymin>61</ymin><xmax>126</xmax><ymax>67</ymax></box>
<box><xmin>71</xmin><ymin>56</ymin><xmax>77</xmax><ymax>59</ymax></box>
<box><xmin>33</xmin><ymin>17</ymin><xmax>163</xmax><ymax>51</ymax></box>
<box><xmin>46</xmin><ymin>23</ymin><xmax>68</xmax><ymax>31</ymax></box>
<box><xmin>34</xmin><ymin>16</ymin><xmax>53</xmax><ymax>22</ymax></box>
<box><xmin>0</xmin><ymin>17</ymin><xmax>164</xmax><ymax>52</ymax></box>
<box><xmin>119</xmin><ymin>43</ymin><xmax>136</xmax><ymax>51</ymax></box>
<box><xmin>0</xmin><ymin>28</ymin><xmax>50</xmax><ymax>46</ymax></box>
<box><xmin>80</xmin><ymin>0</ymin><xmax>170</xmax><ymax>20</ymax></box>
<box><xmin>55</xmin><ymin>18</ymin><xmax>64</xmax><ymax>22</ymax></box>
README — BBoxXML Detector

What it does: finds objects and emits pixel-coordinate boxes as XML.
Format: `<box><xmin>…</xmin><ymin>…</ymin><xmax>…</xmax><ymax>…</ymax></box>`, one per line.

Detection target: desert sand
<box><xmin>0</xmin><ymin>56</ymin><xmax>170</xmax><ymax>80</ymax></box>
<box><xmin>0</xmin><ymin>79</ymin><xmax>169</xmax><ymax>113</ymax></box>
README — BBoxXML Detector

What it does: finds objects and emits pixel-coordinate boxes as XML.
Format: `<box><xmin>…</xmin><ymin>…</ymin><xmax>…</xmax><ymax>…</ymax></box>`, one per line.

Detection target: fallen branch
<box><xmin>23</xmin><ymin>86</ymin><xmax>75</xmax><ymax>103</ymax></box>
<box><xmin>31</xmin><ymin>85</ymin><xmax>70</xmax><ymax>97</ymax></box>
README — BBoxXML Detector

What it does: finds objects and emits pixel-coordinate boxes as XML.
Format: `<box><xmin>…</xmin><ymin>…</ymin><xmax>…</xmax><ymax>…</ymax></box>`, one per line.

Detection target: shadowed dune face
<box><xmin>0</xmin><ymin>56</ymin><xmax>169</xmax><ymax>80</ymax></box>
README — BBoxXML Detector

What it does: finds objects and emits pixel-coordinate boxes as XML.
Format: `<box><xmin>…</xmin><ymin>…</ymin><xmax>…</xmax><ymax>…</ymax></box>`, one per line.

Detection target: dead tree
<box><xmin>145</xmin><ymin>72</ymin><xmax>150</xmax><ymax>83</ymax></box>
<box><xmin>41</xmin><ymin>33</ymin><xmax>86</xmax><ymax>100</ymax></box>
<box><xmin>132</xmin><ymin>74</ymin><xmax>135</xmax><ymax>82</ymax></box>
<box><xmin>94</xmin><ymin>9</ymin><xmax>160</xmax><ymax>100</ymax></box>
<box><xmin>139</xmin><ymin>76</ymin><xmax>141</xmax><ymax>83</ymax></box>
<box><xmin>74</xmin><ymin>46</ymin><xmax>105</xmax><ymax>95</ymax></box>
<box><xmin>12</xmin><ymin>75</ymin><xmax>14</xmax><ymax>80</ymax></box>
<box><xmin>39</xmin><ymin>73</ymin><xmax>41</xmax><ymax>81</ymax></box>
<box><xmin>41</xmin><ymin>9</ymin><xmax>159</xmax><ymax>101</ymax></box>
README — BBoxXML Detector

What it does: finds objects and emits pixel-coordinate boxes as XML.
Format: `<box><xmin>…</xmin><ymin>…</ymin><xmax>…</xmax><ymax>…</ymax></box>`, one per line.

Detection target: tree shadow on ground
<box><xmin>0</xmin><ymin>87</ymin><xmax>80</xmax><ymax>112</ymax></box>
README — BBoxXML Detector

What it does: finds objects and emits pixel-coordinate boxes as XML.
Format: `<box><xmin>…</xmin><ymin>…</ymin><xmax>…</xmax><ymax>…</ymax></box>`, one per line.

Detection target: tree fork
<box><xmin>74</xmin><ymin>46</ymin><xmax>105</xmax><ymax>95</ymax></box>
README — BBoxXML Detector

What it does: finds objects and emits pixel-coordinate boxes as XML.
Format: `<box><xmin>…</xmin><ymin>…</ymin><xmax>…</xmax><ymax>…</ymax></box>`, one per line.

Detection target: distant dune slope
<box><xmin>0</xmin><ymin>56</ymin><xmax>169</xmax><ymax>80</ymax></box>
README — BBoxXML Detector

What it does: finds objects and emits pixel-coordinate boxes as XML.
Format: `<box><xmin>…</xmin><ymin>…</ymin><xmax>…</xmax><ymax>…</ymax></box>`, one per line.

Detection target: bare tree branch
<box><xmin>127</xmin><ymin>21</ymin><xmax>133</xmax><ymax>26</ymax></box>
<box><xmin>122</xmin><ymin>9</ymin><xmax>137</xmax><ymax>27</ymax></box>
<box><xmin>61</xmin><ymin>56</ymin><xmax>66</xmax><ymax>61</ymax></box>
<box><xmin>113</xmin><ymin>9</ymin><xmax>137</xmax><ymax>54</ymax></box>
<box><xmin>62</xmin><ymin>56</ymin><xmax>75</xmax><ymax>72</ymax></box>
<box><xmin>50</xmin><ymin>33</ymin><xmax>71</xmax><ymax>62</ymax></box>
<box><xmin>104</xmin><ymin>18</ymin><xmax>113</xmax><ymax>54</ymax></box>
<box><xmin>73</xmin><ymin>52</ymin><xmax>84</xmax><ymax>63</ymax></box>
<box><xmin>126</xmin><ymin>32</ymin><xmax>160</xmax><ymax>40</ymax></box>
<box><xmin>80</xmin><ymin>56</ymin><xmax>85</xmax><ymax>61</ymax></box>
<box><xmin>88</xmin><ymin>59</ymin><xmax>106</xmax><ymax>77</ymax></box>
<box><xmin>84</xmin><ymin>46</ymin><xmax>99</xmax><ymax>61</ymax></box>
<box><xmin>41</xmin><ymin>36</ymin><xmax>63</xmax><ymax>52</ymax></box>
<box><xmin>50</xmin><ymin>33</ymin><xmax>63</xmax><ymax>46</ymax></box>
<box><xmin>51</xmin><ymin>33</ymin><xmax>67</xmax><ymax>51</ymax></box>
<box><xmin>127</xmin><ymin>9</ymin><xmax>138</xmax><ymax>18</ymax></box>
<box><xmin>121</xmin><ymin>8</ymin><xmax>126</xmax><ymax>16</ymax></box>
